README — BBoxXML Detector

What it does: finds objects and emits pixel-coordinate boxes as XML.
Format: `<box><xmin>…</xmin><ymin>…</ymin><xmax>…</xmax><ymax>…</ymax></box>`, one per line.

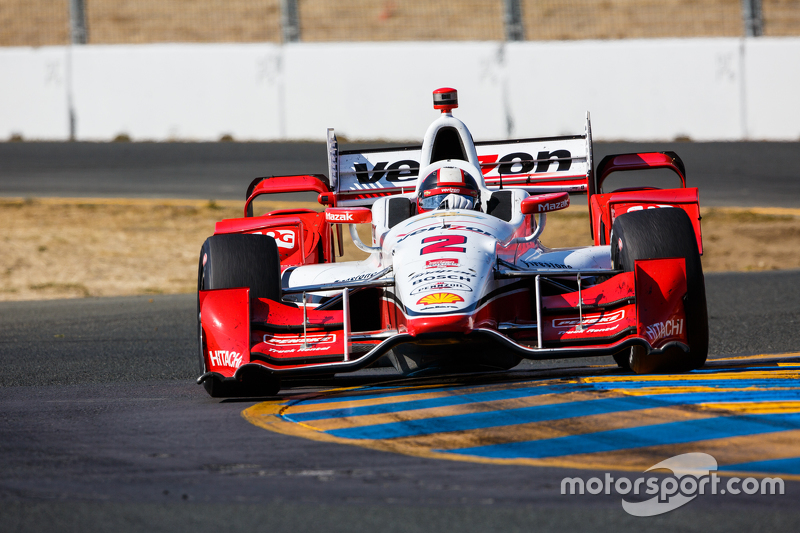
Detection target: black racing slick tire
<box><xmin>611</xmin><ymin>208</ymin><xmax>709</xmax><ymax>374</ymax></box>
<box><xmin>197</xmin><ymin>234</ymin><xmax>282</xmax><ymax>397</ymax></box>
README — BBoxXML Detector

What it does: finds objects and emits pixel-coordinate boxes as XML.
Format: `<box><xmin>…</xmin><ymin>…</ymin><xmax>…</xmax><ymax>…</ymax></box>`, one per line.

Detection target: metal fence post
<box><xmin>281</xmin><ymin>0</ymin><xmax>300</xmax><ymax>42</ymax></box>
<box><xmin>741</xmin><ymin>0</ymin><xmax>763</xmax><ymax>37</ymax></box>
<box><xmin>504</xmin><ymin>0</ymin><xmax>525</xmax><ymax>41</ymax></box>
<box><xmin>69</xmin><ymin>0</ymin><xmax>88</xmax><ymax>44</ymax></box>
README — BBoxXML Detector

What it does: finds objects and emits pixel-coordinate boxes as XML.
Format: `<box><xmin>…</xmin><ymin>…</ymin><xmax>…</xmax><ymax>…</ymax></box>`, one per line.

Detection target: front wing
<box><xmin>197</xmin><ymin>257</ymin><xmax>689</xmax><ymax>385</ymax></box>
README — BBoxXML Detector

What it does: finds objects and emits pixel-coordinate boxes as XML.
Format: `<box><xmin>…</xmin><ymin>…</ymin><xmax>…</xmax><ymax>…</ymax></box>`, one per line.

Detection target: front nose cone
<box><xmin>406</xmin><ymin>314</ymin><xmax>474</xmax><ymax>338</ymax></box>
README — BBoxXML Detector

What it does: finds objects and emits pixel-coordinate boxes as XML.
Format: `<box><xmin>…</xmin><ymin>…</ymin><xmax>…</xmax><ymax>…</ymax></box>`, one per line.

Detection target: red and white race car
<box><xmin>197</xmin><ymin>88</ymin><xmax>707</xmax><ymax>397</ymax></box>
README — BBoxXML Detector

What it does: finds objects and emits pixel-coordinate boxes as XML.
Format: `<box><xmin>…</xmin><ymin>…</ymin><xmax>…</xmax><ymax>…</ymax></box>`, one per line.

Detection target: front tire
<box><xmin>197</xmin><ymin>234</ymin><xmax>282</xmax><ymax>397</ymax></box>
<box><xmin>611</xmin><ymin>208</ymin><xmax>708</xmax><ymax>373</ymax></box>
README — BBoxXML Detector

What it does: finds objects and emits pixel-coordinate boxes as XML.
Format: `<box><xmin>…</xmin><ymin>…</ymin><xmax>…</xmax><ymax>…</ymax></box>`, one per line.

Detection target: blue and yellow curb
<box><xmin>243</xmin><ymin>352</ymin><xmax>800</xmax><ymax>479</ymax></box>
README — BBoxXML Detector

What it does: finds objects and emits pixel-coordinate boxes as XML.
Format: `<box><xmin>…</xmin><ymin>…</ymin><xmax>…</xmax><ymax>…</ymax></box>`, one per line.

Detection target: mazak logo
<box><xmin>326</xmin><ymin>211</ymin><xmax>354</xmax><ymax>222</ymax></box>
<box><xmin>208</xmin><ymin>350</ymin><xmax>243</xmax><ymax>368</ymax></box>
<box><xmin>553</xmin><ymin>310</ymin><xmax>625</xmax><ymax>329</ymax></box>
<box><xmin>426</xmin><ymin>258</ymin><xmax>459</xmax><ymax>268</ymax></box>
<box><xmin>538</xmin><ymin>199</ymin><xmax>569</xmax><ymax>212</ymax></box>
<box><xmin>561</xmin><ymin>453</ymin><xmax>784</xmax><ymax>517</ymax></box>
<box><xmin>264</xmin><ymin>229</ymin><xmax>296</xmax><ymax>249</ymax></box>
<box><xmin>417</xmin><ymin>292</ymin><xmax>464</xmax><ymax>305</ymax></box>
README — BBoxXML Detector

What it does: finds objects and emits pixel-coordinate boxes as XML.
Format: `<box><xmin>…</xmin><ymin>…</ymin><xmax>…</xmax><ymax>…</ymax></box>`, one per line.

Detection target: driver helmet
<box><xmin>417</xmin><ymin>166</ymin><xmax>481</xmax><ymax>213</ymax></box>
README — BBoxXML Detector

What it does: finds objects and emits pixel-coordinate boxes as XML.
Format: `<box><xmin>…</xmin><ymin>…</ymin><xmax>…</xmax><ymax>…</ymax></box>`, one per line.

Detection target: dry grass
<box><xmin>1</xmin><ymin>197</ymin><xmax>799</xmax><ymax>301</ymax></box>
<box><xmin>2</xmin><ymin>0</ymin><xmax>798</xmax><ymax>46</ymax></box>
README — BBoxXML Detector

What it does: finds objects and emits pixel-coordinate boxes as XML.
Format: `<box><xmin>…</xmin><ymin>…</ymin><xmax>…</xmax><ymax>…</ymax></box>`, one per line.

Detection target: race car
<box><xmin>197</xmin><ymin>87</ymin><xmax>707</xmax><ymax>397</ymax></box>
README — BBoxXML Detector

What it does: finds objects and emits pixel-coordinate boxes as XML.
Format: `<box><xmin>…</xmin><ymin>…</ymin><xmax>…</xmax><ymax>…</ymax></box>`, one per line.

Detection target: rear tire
<box><xmin>198</xmin><ymin>234</ymin><xmax>282</xmax><ymax>397</ymax></box>
<box><xmin>611</xmin><ymin>208</ymin><xmax>708</xmax><ymax>373</ymax></box>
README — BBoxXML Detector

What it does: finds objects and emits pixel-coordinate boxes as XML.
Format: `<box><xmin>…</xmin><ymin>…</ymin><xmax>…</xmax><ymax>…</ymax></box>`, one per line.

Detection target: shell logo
<box><xmin>416</xmin><ymin>292</ymin><xmax>464</xmax><ymax>306</ymax></box>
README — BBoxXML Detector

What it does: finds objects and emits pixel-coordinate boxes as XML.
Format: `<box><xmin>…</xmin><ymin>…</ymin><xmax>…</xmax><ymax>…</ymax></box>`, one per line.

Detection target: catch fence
<box><xmin>1</xmin><ymin>0</ymin><xmax>797</xmax><ymax>46</ymax></box>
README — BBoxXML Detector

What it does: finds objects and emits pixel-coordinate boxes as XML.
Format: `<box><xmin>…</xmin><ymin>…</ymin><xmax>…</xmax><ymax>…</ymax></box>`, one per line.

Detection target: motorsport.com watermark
<box><xmin>561</xmin><ymin>453</ymin><xmax>785</xmax><ymax>517</ymax></box>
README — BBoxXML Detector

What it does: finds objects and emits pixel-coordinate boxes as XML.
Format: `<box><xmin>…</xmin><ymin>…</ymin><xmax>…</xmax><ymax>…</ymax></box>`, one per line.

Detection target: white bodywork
<box><xmin>286</xmin><ymin>110</ymin><xmax>608</xmax><ymax>314</ymax></box>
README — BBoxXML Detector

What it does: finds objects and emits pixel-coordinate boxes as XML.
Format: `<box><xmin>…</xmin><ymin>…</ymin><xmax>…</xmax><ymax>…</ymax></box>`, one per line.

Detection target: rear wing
<box><xmin>329</xmin><ymin>114</ymin><xmax>594</xmax><ymax>206</ymax></box>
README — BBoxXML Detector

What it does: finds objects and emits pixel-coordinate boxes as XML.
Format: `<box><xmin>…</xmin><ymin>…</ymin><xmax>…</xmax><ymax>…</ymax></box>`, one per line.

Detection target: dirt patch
<box><xmin>1</xmin><ymin>197</ymin><xmax>798</xmax><ymax>301</ymax></box>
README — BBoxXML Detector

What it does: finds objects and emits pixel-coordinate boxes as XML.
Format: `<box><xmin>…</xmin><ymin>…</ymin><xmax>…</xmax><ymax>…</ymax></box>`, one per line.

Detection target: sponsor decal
<box><xmin>646</xmin><ymin>318</ymin><xmax>684</xmax><ymax>343</ymax></box>
<box><xmin>396</xmin><ymin>224</ymin><xmax>492</xmax><ymax>244</ymax></box>
<box><xmin>410</xmin><ymin>281</ymin><xmax>473</xmax><ymax>295</ymax></box>
<box><xmin>350</xmin><ymin>150</ymin><xmax>573</xmax><ymax>185</ymax></box>
<box><xmin>626</xmin><ymin>204</ymin><xmax>673</xmax><ymax>213</ymax></box>
<box><xmin>411</xmin><ymin>273</ymin><xmax>473</xmax><ymax>286</ymax></box>
<box><xmin>262</xmin><ymin>334</ymin><xmax>336</xmax><ymax>345</ymax></box>
<box><xmin>417</xmin><ymin>292</ymin><xmax>464</xmax><ymax>306</ymax></box>
<box><xmin>262</xmin><ymin>334</ymin><xmax>337</xmax><ymax>353</ymax></box>
<box><xmin>538</xmin><ymin>198</ymin><xmax>569</xmax><ymax>212</ymax></box>
<box><xmin>559</xmin><ymin>325</ymin><xmax>620</xmax><ymax>336</ymax></box>
<box><xmin>326</xmin><ymin>211</ymin><xmax>354</xmax><ymax>222</ymax></box>
<box><xmin>263</xmin><ymin>229</ymin><xmax>296</xmax><ymax>249</ymax></box>
<box><xmin>553</xmin><ymin>310</ymin><xmax>625</xmax><ymax>329</ymax></box>
<box><xmin>478</xmin><ymin>150</ymin><xmax>573</xmax><ymax>175</ymax></box>
<box><xmin>353</xmin><ymin>160</ymin><xmax>418</xmax><ymax>183</ymax></box>
<box><xmin>410</xmin><ymin>269</ymin><xmax>474</xmax><ymax>280</ymax></box>
<box><xmin>333</xmin><ymin>272</ymin><xmax>380</xmax><ymax>283</ymax></box>
<box><xmin>208</xmin><ymin>350</ymin><xmax>243</xmax><ymax>368</ymax></box>
<box><xmin>523</xmin><ymin>260</ymin><xmax>573</xmax><ymax>270</ymax></box>
<box><xmin>426</xmin><ymin>258</ymin><xmax>459</xmax><ymax>268</ymax></box>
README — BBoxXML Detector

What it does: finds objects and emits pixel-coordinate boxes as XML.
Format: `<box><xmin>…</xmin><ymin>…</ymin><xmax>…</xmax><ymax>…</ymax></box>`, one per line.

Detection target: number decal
<box><xmin>420</xmin><ymin>235</ymin><xmax>467</xmax><ymax>255</ymax></box>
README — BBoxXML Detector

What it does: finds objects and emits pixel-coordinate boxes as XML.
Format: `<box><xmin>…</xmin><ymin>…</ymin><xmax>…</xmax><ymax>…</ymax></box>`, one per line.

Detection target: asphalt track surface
<box><xmin>2</xmin><ymin>270</ymin><xmax>800</xmax><ymax>532</ymax></box>
<box><xmin>1</xmin><ymin>141</ymin><xmax>799</xmax><ymax>206</ymax></box>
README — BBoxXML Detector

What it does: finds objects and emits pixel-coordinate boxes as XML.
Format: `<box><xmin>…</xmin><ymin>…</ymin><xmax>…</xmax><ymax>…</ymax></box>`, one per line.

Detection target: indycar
<box><xmin>197</xmin><ymin>88</ymin><xmax>707</xmax><ymax>397</ymax></box>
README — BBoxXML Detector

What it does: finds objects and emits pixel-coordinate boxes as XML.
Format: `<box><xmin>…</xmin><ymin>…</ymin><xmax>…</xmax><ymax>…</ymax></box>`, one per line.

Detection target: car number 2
<box><xmin>420</xmin><ymin>235</ymin><xmax>467</xmax><ymax>255</ymax></box>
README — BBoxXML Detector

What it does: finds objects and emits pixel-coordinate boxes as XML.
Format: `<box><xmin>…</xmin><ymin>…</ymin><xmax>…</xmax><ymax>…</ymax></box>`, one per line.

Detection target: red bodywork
<box><xmin>589</xmin><ymin>152</ymin><xmax>703</xmax><ymax>253</ymax></box>
<box><xmin>216</xmin><ymin>175</ymin><xmax>336</xmax><ymax>266</ymax></box>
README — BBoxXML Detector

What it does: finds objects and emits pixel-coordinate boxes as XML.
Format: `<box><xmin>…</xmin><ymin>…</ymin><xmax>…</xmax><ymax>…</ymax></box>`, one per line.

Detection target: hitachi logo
<box><xmin>209</xmin><ymin>350</ymin><xmax>243</xmax><ymax>368</ymax></box>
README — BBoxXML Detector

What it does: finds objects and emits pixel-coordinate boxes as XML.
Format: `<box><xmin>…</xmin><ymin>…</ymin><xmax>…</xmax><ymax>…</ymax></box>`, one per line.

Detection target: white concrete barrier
<box><xmin>744</xmin><ymin>38</ymin><xmax>800</xmax><ymax>140</ymax></box>
<box><xmin>71</xmin><ymin>43</ymin><xmax>285</xmax><ymax>141</ymax></box>
<box><xmin>1</xmin><ymin>38</ymin><xmax>798</xmax><ymax>142</ymax></box>
<box><xmin>0</xmin><ymin>47</ymin><xmax>71</xmax><ymax>140</ymax></box>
